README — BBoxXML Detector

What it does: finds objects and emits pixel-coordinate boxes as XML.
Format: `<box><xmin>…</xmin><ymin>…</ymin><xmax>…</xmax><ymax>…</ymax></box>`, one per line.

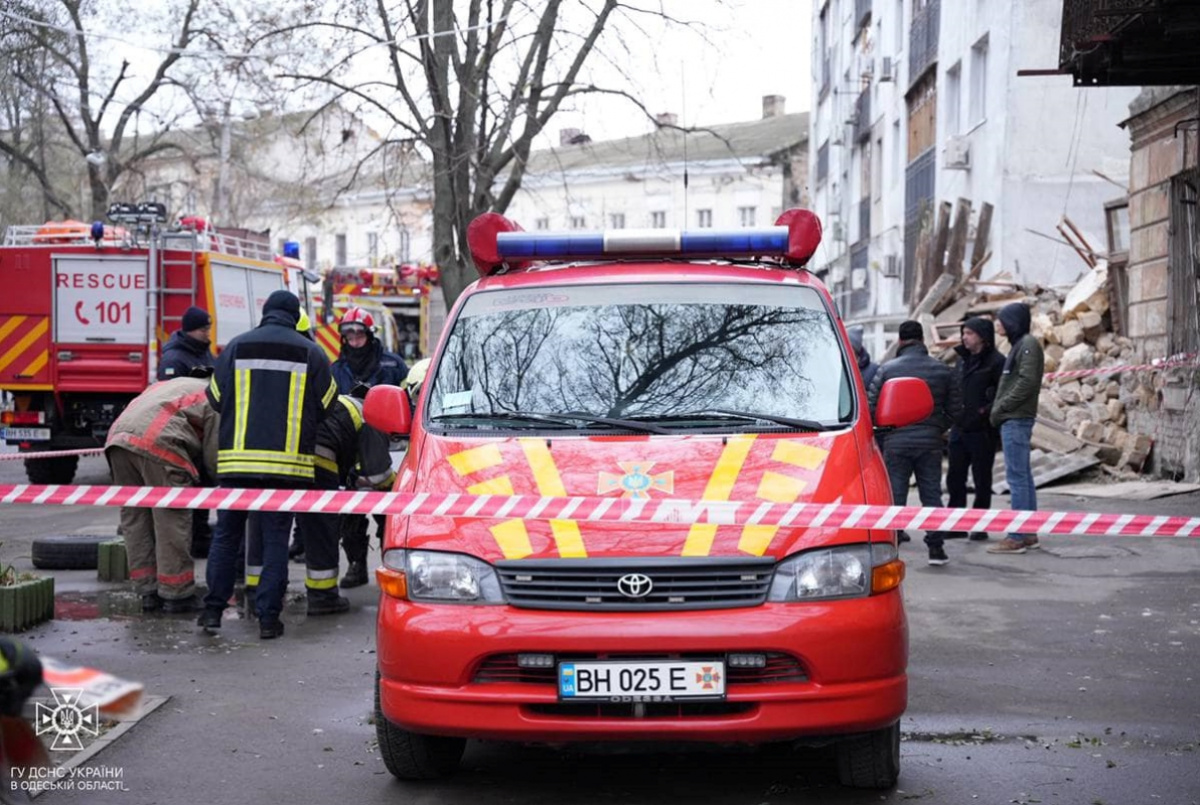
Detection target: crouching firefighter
<box><xmin>245</xmin><ymin>387</ymin><xmax>394</xmax><ymax>616</ymax></box>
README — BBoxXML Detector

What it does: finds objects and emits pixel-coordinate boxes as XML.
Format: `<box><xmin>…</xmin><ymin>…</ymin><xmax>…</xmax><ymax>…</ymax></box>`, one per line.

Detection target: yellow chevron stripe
<box><xmin>468</xmin><ymin>475</ymin><xmax>514</xmax><ymax>496</ymax></box>
<box><xmin>520</xmin><ymin>438</ymin><xmax>585</xmax><ymax>558</ymax></box>
<box><xmin>737</xmin><ymin>472</ymin><xmax>809</xmax><ymax>556</ymax></box>
<box><xmin>0</xmin><ymin>315</ymin><xmax>25</xmax><ymax>343</ymax></box>
<box><xmin>448</xmin><ymin>443</ymin><xmax>504</xmax><ymax>476</ymax></box>
<box><xmin>682</xmin><ymin>435</ymin><xmax>756</xmax><ymax>557</ymax></box>
<box><xmin>16</xmin><ymin>350</ymin><xmax>49</xmax><ymax>378</ymax></box>
<box><xmin>772</xmin><ymin>440</ymin><xmax>829</xmax><ymax>471</ymax></box>
<box><xmin>0</xmin><ymin>319</ymin><xmax>48</xmax><ymax>374</ymax></box>
<box><xmin>490</xmin><ymin>519</ymin><xmax>533</xmax><ymax>559</ymax></box>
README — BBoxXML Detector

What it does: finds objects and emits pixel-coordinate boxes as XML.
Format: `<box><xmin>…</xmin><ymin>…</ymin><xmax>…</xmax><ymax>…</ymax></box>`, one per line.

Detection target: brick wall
<box><xmin>1122</xmin><ymin>88</ymin><xmax>1200</xmax><ymax>480</ymax></box>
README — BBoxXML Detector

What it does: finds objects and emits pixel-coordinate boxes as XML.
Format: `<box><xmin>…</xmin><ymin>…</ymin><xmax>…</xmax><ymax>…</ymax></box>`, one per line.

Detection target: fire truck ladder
<box><xmin>157</xmin><ymin>230</ymin><xmax>201</xmax><ymax>332</ymax></box>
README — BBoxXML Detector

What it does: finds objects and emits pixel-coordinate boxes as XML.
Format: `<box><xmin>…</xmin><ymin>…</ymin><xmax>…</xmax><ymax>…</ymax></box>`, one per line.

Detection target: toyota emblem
<box><xmin>616</xmin><ymin>573</ymin><xmax>653</xmax><ymax>599</ymax></box>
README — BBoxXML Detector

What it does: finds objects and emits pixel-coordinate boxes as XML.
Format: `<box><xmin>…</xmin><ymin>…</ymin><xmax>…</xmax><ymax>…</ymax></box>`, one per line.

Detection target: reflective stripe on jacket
<box><xmin>105</xmin><ymin>378</ymin><xmax>218</xmax><ymax>482</ymax></box>
<box><xmin>207</xmin><ymin>313</ymin><xmax>337</xmax><ymax>485</ymax></box>
<box><xmin>314</xmin><ymin>395</ymin><xmax>395</xmax><ymax>489</ymax></box>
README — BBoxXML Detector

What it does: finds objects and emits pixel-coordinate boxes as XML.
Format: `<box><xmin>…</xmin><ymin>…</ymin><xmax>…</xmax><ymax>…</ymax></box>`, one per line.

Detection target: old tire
<box><xmin>24</xmin><ymin>456</ymin><xmax>79</xmax><ymax>485</ymax></box>
<box><xmin>835</xmin><ymin>721</ymin><xmax>901</xmax><ymax>789</ymax></box>
<box><xmin>375</xmin><ymin>672</ymin><xmax>464</xmax><ymax>780</ymax></box>
<box><xmin>31</xmin><ymin>534</ymin><xmax>109</xmax><ymax>571</ymax></box>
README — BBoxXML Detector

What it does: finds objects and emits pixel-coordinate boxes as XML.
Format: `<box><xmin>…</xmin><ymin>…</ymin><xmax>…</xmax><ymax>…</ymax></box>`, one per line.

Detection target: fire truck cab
<box><xmin>0</xmin><ymin>203</ymin><xmax>313</xmax><ymax>484</ymax></box>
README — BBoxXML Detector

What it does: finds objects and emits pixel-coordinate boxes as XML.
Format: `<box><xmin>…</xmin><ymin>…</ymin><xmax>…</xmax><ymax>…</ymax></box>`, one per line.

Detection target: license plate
<box><xmin>558</xmin><ymin>660</ymin><xmax>726</xmax><ymax>701</ymax></box>
<box><xmin>1</xmin><ymin>427</ymin><xmax>51</xmax><ymax>441</ymax></box>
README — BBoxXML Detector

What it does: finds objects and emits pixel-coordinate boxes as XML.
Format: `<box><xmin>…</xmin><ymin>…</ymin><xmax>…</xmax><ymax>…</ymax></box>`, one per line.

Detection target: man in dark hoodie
<box><xmin>848</xmin><ymin>325</ymin><xmax>879</xmax><ymax>390</ymax></box>
<box><xmin>946</xmin><ymin>317</ymin><xmax>1006</xmax><ymax>541</ymax></box>
<box><xmin>988</xmin><ymin>302</ymin><xmax>1045</xmax><ymax>555</ymax></box>
<box><xmin>158</xmin><ymin>306</ymin><xmax>214</xmax><ymax>380</ymax></box>
<box><xmin>199</xmin><ymin>290</ymin><xmax>338</xmax><ymax>639</ymax></box>
<box><xmin>868</xmin><ymin>320</ymin><xmax>963</xmax><ymax>565</ymax></box>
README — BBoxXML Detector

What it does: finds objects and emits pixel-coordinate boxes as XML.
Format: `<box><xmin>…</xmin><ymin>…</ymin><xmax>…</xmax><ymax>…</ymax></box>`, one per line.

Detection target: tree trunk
<box><xmin>88</xmin><ymin>166</ymin><xmax>108</xmax><ymax>221</ymax></box>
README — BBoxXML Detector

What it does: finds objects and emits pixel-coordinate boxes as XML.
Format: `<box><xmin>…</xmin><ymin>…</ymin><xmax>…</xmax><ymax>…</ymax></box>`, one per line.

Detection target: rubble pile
<box><xmin>929</xmin><ymin>261</ymin><xmax>1153</xmax><ymax>476</ymax></box>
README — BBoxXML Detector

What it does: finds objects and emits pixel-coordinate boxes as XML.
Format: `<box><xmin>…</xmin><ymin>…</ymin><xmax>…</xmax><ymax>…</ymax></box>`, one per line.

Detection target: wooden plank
<box><xmin>935</xmin><ymin>296</ymin><xmax>973</xmax><ymax>323</ymax></box>
<box><xmin>912</xmin><ymin>272</ymin><xmax>956</xmax><ymax>317</ymax></box>
<box><xmin>927</xmin><ymin>201</ymin><xmax>953</xmax><ymax>288</ymax></box>
<box><xmin>945</xmin><ymin>198</ymin><xmax>972</xmax><ymax>279</ymax></box>
<box><xmin>970</xmin><ymin>202</ymin><xmax>994</xmax><ymax>274</ymax></box>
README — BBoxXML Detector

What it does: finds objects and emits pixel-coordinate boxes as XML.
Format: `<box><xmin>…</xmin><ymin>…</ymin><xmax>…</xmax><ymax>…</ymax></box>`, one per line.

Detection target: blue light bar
<box><xmin>496</xmin><ymin>227</ymin><xmax>789</xmax><ymax>261</ymax></box>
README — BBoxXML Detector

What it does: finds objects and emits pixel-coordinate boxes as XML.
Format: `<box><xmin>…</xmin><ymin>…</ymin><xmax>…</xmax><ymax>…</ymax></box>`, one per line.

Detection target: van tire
<box><xmin>375</xmin><ymin>671</ymin><xmax>465</xmax><ymax>780</ymax></box>
<box><xmin>24</xmin><ymin>456</ymin><xmax>79</xmax><ymax>485</ymax></box>
<box><xmin>835</xmin><ymin>721</ymin><xmax>900</xmax><ymax>789</ymax></box>
<box><xmin>31</xmin><ymin>534</ymin><xmax>109</xmax><ymax>570</ymax></box>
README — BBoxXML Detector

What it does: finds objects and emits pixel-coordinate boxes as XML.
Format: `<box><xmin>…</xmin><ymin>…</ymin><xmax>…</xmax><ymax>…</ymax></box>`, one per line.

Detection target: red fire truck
<box><xmin>0</xmin><ymin>202</ymin><xmax>314</xmax><ymax>484</ymax></box>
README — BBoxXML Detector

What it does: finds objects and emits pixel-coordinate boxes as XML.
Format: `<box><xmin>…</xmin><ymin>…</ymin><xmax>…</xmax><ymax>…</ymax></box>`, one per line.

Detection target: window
<box><xmin>609</xmin><ymin>213</ymin><xmax>626</xmax><ymax>229</ymax></box>
<box><xmin>651</xmin><ymin>211</ymin><xmax>666</xmax><ymax>228</ymax></box>
<box><xmin>335</xmin><ymin>233</ymin><xmax>347</xmax><ymax>266</ymax></box>
<box><xmin>535</xmin><ymin>217</ymin><xmax>550</xmax><ymax>230</ymax></box>
<box><xmin>945</xmin><ymin>61</ymin><xmax>961</xmax><ymax>136</ymax></box>
<box><xmin>891</xmin><ymin>121</ymin><xmax>901</xmax><ymax>187</ymax></box>
<box><xmin>872</xmin><ymin>137</ymin><xmax>884</xmax><ymax>200</ymax></box>
<box><xmin>697</xmin><ymin>209</ymin><xmax>713</xmax><ymax>228</ymax></box>
<box><xmin>304</xmin><ymin>237</ymin><xmax>317</xmax><ymax>271</ymax></box>
<box><xmin>817</xmin><ymin>140</ymin><xmax>830</xmax><ymax>183</ymax></box>
<box><xmin>570</xmin><ymin>216</ymin><xmax>586</xmax><ymax>229</ymax></box>
<box><xmin>367</xmin><ymin>231</ymin><xmax>379</xmax><ymax>264</ymax></box>
<box><xmin>969</xmin><ymin>36</ymin><xmax>988</xmax><ymax>125</ymax></box>
<box><xmin>738</xmin><ymin>206</ymin><xmax>757</xmax><ymax>227</ymax></box>
<box><xmin>895</xmin><ymin>0</ymin><xmax>904</xmax><ymax>52</ymax></box>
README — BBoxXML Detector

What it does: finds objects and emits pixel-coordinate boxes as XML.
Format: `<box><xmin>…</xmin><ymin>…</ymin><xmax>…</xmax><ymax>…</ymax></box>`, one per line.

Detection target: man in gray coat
<box><xmin>868</xmin><ymin>320</ymin><xmax>963</xmax><ymax>565</ymax></box>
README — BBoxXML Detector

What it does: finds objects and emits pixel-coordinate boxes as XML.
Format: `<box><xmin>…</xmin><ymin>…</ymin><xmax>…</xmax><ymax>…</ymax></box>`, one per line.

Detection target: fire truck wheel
<box><xmin>23</xmin><ymin>456</ymin><xmax>79</xmax><ymax>485</ymax></box>
<box><xmin>374</xmin><ymin>672</ymin><xmax>464</xmax><ymax>780</ymax></box>
<box><xmin>30</xmin><ymin>535</ymin><xmax>108</xmax><ymax>571</ymax></box>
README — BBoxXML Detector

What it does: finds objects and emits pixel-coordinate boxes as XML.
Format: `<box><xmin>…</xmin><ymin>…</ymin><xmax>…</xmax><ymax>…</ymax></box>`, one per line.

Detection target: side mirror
<box><xmin>364</xmin><ymin>385</ymin><xmax>412</xmax><ymax>436</ymax></box>
<box><xmin>874</xmin><ymin>377</ymin><xmax>934</xmax><ymax>429</ymax></box>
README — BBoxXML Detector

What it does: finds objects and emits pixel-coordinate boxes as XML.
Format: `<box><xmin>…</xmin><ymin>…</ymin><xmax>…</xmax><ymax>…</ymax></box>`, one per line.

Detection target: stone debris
<box><xmin>925</xmin><ymin>258</ymin><xmax>1153</xmax><ymax>478</ymax></box>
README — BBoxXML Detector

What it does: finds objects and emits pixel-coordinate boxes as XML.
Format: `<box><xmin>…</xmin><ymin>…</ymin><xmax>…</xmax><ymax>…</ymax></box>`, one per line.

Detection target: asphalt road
<box><xmin>2</xmin><ymin>453</ymin><xmax>1198</xmax><ymax>805</ymax></box>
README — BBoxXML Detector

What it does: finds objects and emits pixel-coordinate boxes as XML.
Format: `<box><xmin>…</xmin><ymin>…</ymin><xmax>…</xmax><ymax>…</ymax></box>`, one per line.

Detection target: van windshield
<box><xmin>425</xmin><ymin>283</ymin><xmax>852</xmax><ymax>430</ymax></box>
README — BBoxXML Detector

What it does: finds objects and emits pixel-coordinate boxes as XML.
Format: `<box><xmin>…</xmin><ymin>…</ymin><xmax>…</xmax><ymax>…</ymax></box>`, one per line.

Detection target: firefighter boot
<box><xmin>340</xmin><ymin>561</ymin><xmax>368</xmax><ymax>589</ymax></box>
<box><xmin>307</xmin><ymin>593</ymin><xmax>351</xmax><ymax>616</ymax></box>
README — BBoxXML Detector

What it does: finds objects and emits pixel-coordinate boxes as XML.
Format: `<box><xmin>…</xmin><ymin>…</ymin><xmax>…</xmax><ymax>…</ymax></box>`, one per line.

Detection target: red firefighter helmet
<box><xmin>339</xmin><ymin>306</ymin><xmax>375</xmax><ymax>333</ymax></box>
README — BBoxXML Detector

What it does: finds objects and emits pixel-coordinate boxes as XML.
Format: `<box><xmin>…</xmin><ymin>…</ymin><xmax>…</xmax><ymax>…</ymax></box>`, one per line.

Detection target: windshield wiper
<box><xmin>431</xmin><ymin>411</ymin><xmax>672</xmax><ymax>434</ymax></box>
<box><xmin>651</xmin><ymin>409</ymin><xmax>837</xmax><ymax>431</ymax></box>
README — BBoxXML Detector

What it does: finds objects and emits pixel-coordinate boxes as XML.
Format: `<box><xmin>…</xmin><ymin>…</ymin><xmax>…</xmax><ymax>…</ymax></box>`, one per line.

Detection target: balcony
<box><xmin>853</xmin><ymin>89</ymin><xmax>871</xmax><ymax>144</ymax></box>
<box><xmin>1058</xmin><ymin>0</ymin><xmax>1200</xmax><ymax>86</ymax></box>
<box><xmin>909</xmin><ymin>0</ymin><xmax>940</xmax><ymax>84</ymax></box>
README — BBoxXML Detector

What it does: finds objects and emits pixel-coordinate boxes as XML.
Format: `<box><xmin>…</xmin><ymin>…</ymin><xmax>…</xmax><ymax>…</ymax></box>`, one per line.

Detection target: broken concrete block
<box><xmin>1106</xmin><ymin>399</ymin><xmax>1125</xmax><ymax>420</ymax></box>
<box><xmin>1122</xmin><ymin>433</ymin><xmax>1153</xmax><ymax>468</ymax></box>
<box><xmin>1089</xmin><ymin>401</ymin><xmax>1113</xmax><ymax>423</ymax></box>
<box><xmin>1077</xmin><ymin>310</ymin><xmax>1104</xmax><ymax>342</ymax></box>
<box><xmin>1032</xmin><ymin>312</ymin><xmax>1056</xmax><ymax>344</ymax></box>
<box><xmin>1056</xmin><ymin>320</ymin><xmax>1085</xmax><ymax>348</ymax></box>
<box><xmin>1104</xmin><ymin>381</ymin><xmax>1120</xmax><ymax>399</ymax></box>
<box><xmin>1076</xmin><ymin>421</ymin><xmax>1106</xmax><ymax>442</ymax></box>
<box><xmin>1057</xmin><ymin>381</ymin><xmax>1083</xmax><ymax>405</ymax></box>
<box><xmin>1039</xmin><ymin>396</ymin><xmax>1066</xmax><ymax>422</ymax></box>
<box><xmin>1060</xmin><ymin>343</ymin><xmax>1096</xmax><ymax>372</ymax></box>
<box><xmin>1065</xmin><ymin>407</ymin><xmax>1092</xmax><ymax>432</ymax></box>
<box><xmin>1095</xmin><ymin>333</ymin><xmax>1116</xmax><ymax>355</ymax></box>
<box><xmin>1080</xmin><ymin>383</ymin><xmax>1096</xmax><ymax>401</ymax></box>
<box><xmin>1063</xmin><ymin>261</ymin><xmax>1110</xmax><ymax>318</ymax></box>
<box><xmin>1096</xmin><ymin>444</ymin><xmax>1124</xmax><ymax>465</ymax></box>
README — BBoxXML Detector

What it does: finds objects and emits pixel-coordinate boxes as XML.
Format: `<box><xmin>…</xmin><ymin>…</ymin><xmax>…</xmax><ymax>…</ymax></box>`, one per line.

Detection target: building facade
<box><xmin>810</xmin><ymin>0</ymin><xmax>1139</xmax><ymax>357</ymax></box>
<box><xmin>503</xmin><ymin>98</ymin><xmax>807</xmax><ymax>238</ymax></box>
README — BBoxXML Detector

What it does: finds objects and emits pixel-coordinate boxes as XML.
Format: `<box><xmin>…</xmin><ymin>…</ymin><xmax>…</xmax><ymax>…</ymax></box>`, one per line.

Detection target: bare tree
<box><xmin>275</xmin><ymin>0</ymin><xmax>706</xmax><ymax>310</ymax></box>
<box><xmin>0</xmin><ymin>0</ymin><xmax>203</xmax><ymax>220</ymax></box>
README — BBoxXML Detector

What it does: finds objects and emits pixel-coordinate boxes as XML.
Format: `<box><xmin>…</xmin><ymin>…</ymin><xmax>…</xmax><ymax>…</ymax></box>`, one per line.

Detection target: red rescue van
<box><xmin>363</xmin><ymin>209</ymin><xmax>932</xmax><ymax>789</ymax></box>
<box><xmin>0</xmin><ymin>204</ymin><xmax>312</xmax><ymax>483</ymax></box>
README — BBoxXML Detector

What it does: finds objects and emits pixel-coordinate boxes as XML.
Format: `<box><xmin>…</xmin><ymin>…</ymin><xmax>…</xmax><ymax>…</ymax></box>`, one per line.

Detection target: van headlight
<box><xmin>767</xmin><ymin>543</ymin><xmax>897</xmax><ymax>601</ymax></box>
<box><xmin>382</xmin><ymin>549</ymin><xmax>504</xmax><ymax>603</ymax></box>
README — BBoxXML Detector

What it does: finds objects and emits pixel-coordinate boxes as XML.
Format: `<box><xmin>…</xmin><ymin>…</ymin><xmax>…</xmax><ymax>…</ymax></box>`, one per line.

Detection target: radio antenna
<box><xmin>681</xmin><ymin>66</ymin><xmax>689</xmax><ymax>226</ymax></box>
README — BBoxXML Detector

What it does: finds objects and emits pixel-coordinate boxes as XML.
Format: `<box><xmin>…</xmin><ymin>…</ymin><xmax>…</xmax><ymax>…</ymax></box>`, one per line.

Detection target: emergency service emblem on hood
<box><xmin>597</xmin><ymin>461</ymin><xmax>674</xmax><ymax>500</ymax></box>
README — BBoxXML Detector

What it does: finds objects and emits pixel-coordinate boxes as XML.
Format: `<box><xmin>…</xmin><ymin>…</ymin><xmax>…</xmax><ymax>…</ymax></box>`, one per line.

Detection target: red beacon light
<box><xmin>466</xmin><ymin>209</ymin><xmax>822</xmax><ymax>277</ymax></box>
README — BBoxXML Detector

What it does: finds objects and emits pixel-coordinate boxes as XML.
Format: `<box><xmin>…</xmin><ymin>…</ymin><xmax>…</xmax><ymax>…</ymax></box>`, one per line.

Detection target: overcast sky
<box><xmin>554</xmin><ymin>0</ymin><xmax>813</xmax><ymax>142</ymax></box>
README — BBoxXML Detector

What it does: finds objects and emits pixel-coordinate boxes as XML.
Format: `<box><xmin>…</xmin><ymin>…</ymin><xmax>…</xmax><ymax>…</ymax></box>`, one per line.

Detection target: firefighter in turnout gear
<box><xmin>198</xmin><ymin>290</ymin><xmax>337</xmax><ymax>640</ymax></box>
<box><xmin>332</xmin><ymin>307</ymin><xmax>407</xmax><ymax>588</ymax></box>
<box><xmin>104</xmin><ymin>377</ymin><xmax>218</xmax><ymax>613</ymax></box>
<box><xmin>245</xmin><ymin>388</ymin><xmax>394</xmax><ymax>615</ymax></box>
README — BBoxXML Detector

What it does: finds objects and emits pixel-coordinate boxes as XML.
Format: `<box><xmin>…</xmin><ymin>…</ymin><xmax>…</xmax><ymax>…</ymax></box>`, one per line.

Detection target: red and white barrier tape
<box><xmin>1043</xmin><ymin>352</ymin><xmax>1199</xmax><ymax>381</ymax></box>
<box><xmin>0</xmin><ymin>447</ymin><xmax>105</xmax><ymax>461</ymax></box>
<box><xmin>2</xmin><ymin>483</ymin><xmax>1197</xmax><ymax>538</ymax></box>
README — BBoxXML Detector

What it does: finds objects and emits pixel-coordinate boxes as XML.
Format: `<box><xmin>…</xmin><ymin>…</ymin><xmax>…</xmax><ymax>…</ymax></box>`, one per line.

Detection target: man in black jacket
<box><xmin>199</xmin><ymin>290</ymin><xmax>338</xmax><ymax>639</ymax></box>
<box><xmin>868</xmin><ymin>320</ymin><xmax>963</xmax><ymax>565</ymax></box>
<box><xmin>158</xmin><ymin>306</ymin><xmax>214</xmax><ymax>380</ymax></box>
<box><xmin>946</xmin><ymin>317</ymin><xmax>1005</xmax><ymax>541</ymax></box>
